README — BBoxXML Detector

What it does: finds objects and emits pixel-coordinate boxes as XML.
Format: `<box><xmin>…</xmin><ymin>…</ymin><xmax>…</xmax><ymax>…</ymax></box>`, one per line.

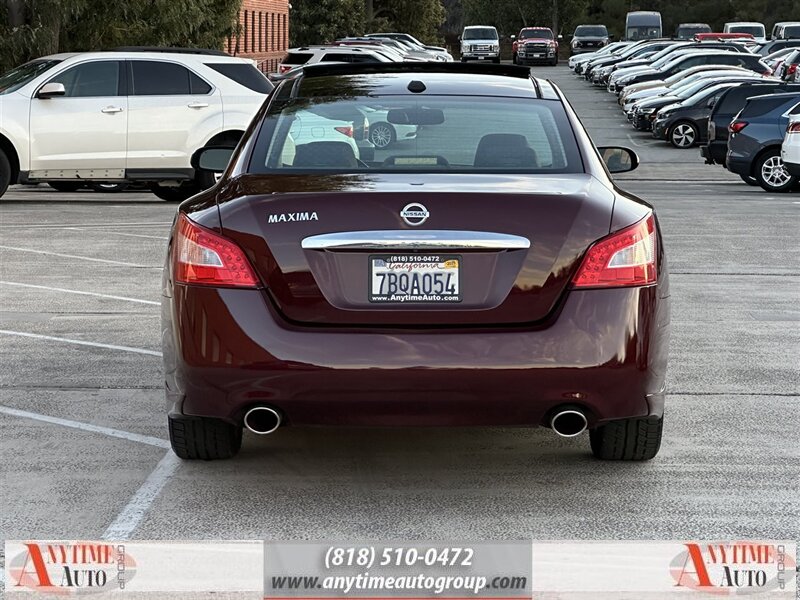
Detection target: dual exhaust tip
<box><xmin>550</xmin><ymin>409</ymin><xmax>588</xmax><ymax>438</ymax></box>
<box><xmin>243</xmin><ymin>406</ymin><xmax>282</xmax><ymax>435</ymax></box>
<box><xmin>244</xmin><ymin>405</ymin><xmax>587</xmax><ymax>438</ymax></box>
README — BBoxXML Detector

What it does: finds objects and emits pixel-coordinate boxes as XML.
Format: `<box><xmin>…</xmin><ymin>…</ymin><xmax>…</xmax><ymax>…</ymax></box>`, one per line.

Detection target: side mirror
<box><xmin>510</xmin><ymin>35</ymin><xmax>516</xmax><ymax>40</ymax></box>
<box><xmin>597</xmin><ymin>146</ymin><xmax>639</xmax><ymax>173</ymax></box>
<box><xmin>191</xmin><ymin>146</ymin><xmax>235</xmax><ymax>173</ymax></box>
<box><xmin>36</xmin><ymin>82</ymin><xmax>66</xmax><ymax>99</ymax></box>
<box><xmin>558</xmin><ymin>34</ymin><xmax>563</xmax><ymax>40</ymax></box>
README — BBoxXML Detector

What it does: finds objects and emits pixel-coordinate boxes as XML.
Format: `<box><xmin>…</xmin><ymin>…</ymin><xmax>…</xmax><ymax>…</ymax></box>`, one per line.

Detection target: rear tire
<box><xmin>590</xmin><ymin>415</ymin><xmax>663</xmax><ymax>461</ymax></box>
<box><xmin>48</xmin><ymin>181</ymin><xmax>83</xmax><ymax>193</ymax></box>
<box><xmin>0</xmin><ymin>149</ymin><xmax>10</xmax><ymax>198</ymax></box>
<box><xmin>739</xmin><ymin>174</ymin><xmax>759</xmax><ymax>186</ymax></box>
<box><xmin>550</xmin><ymin>56</ymin><xmax>559</xmax><ymax>66</ymax></box>
<box><xmin>755</xmin><ymin>149</ymin><xmax>797</xmax><ymax>192</ymax></box>
<box><xmin>149</xmin><ymin>182</ymin><xmax>199</xmax><ymax>202</ymax></box>
<box><xmin>168</xmin><ymin>415</ymin><xmax>242</xmax><ymax>460</ymax></box>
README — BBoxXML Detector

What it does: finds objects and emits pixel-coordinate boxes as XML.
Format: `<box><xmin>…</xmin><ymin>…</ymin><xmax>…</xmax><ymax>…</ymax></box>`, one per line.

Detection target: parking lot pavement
<box><xmin>0</xmin><ymin>66</ymin><xmax>798</xmax><ymax>569</ymax></box>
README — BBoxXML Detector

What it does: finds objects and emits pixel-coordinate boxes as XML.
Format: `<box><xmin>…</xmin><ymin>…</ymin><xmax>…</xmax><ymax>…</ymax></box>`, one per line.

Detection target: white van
<box><xmin>724</xmin><ymin>22</ymin><xmax>766</xmax><ymax>43</ymax></box>
<box><xmin>460</xmin><ymin>26</ymin><xmax>500</xmax><ymax>62</ymax></box>
<box><xmin>624</xmin><ymin>11</ymin><xmax>662</xmax><ymax>41</ymax></box>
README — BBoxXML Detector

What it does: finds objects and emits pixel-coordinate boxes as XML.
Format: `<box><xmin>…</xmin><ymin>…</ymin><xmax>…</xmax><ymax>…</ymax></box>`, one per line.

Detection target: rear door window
<box><xmin>130</xmin><ymin>60</ymin><xmax>211</xmax><ymax>95</ymax></box>
<box><xmin>283</xmin><ymin>53</ymin><xmax>313</xmax><ymax>65</ymax></box>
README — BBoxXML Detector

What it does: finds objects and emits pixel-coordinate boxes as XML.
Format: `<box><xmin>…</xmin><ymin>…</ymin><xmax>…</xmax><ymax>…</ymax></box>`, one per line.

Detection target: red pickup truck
<box><xmin>512</xmin><ymin>27</ymin><xmax>559</xmax><ymax>66</ymax></box>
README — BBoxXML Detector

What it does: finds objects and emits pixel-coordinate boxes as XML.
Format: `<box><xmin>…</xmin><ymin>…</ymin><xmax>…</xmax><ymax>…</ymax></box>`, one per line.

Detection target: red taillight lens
<box><xmin>788</xmin><ymin>122</ymin><xmax>800</xmax><ymax>133</ymax></box>
<box><xmin>572</xmin><ymin>214</ymin><xmax>657</xmax><ymax>288</ymax></box>
<box><xmin>173</xmin><ymin>213</ymin><xmax>258</xmax><ymax>288</ymax></box>
<box><xmin>729</xmin><ymin>120</ymin><xmax>748</xmax><ymax>134</ymax></box>
<box><xmin>279</xmin><ymin>65</ymin><xmax>292</xmax><ymax>73</ymax></box>
<box><xmin>334</xmin><ymin>125</ymin><xmax>354</xmax><ymax>138</ymax></box>
<box><xmin>789</xmin><ymin>64</ymin><xmax>798</xmax><ymax>76</ymax></box>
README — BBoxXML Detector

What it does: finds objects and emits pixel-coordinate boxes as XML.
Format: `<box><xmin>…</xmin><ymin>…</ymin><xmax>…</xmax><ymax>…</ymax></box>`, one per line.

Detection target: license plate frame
<box><xmin>369</xmin><ymin>254</ymin><xmax>462</xmax><ymax>304</ymax></box>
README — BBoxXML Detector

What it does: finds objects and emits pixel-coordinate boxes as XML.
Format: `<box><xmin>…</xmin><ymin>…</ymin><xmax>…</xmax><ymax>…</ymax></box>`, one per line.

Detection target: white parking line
<box><xmin>64</xmin><ymin>227</ymin><xmax>169</xmax><ymax>240</ymax></box>
<box><xmin>0</xmin><ymin>222</ymin><xmax>171</xmax><ymax>229</ymax></box>
<box><xmin>0</xmin><ymin>330</ymin><xmax>162</xmax><ymax>356</ymax></box>
<box><xmin>0</xmin><ymin>405</ymin><xmax>169</xmax><ymax>449</ymax></box>
<box><xmin>0</xmin><ymin>245</ymin><xmax>160</xmax><ymax>268</ymax></box>
<box><xmin>0</xmin><ymin>281</ymin><xmax>160</xmax><ymax>305</ymax></box>
<box><xmin>102</xmin><ymin>451</ymin><xmax>181</xmax><ymax>540</ymax></box>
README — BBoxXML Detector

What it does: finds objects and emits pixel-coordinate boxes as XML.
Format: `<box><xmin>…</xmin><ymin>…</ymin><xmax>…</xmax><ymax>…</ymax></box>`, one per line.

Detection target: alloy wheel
<box><xmin>670</xmin><ymin>123</ymin><xmax>696</xmax><ymax>148</ymax></box>
<box><xmin>761</xmin><ymin>155</ymin><xmax>792</xmax><ymax>189</ymax></box>
<box><xmin>370</xmin><ymin>123</ymin><xmax>394</xmax><ymax>149</ymax></box>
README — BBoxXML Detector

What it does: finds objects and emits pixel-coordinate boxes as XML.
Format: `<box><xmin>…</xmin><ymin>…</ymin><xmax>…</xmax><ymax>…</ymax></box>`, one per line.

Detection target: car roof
<box><xmin>291</xmin><ymin>63</ymin><xmax>553</xmax><ymax>99</ymax></box>
<box><xmin>464</xmin><ymin>25</ymin><xmax>496</xmax><ymax>29</ymax></box>
<box><xmin>40</xmin><ymin>50</ymin><xmax>250</xmax><ymax>64</ymax></box>
<box><xmin>747</xmin><ymin>91</ymin><xmax>800</xmax><ymax>102</ymax></box>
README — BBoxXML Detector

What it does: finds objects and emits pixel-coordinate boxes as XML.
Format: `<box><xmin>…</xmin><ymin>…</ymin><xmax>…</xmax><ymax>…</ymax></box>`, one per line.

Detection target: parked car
<box><xmin>701</xmin><ymin>82</ymin><xmax>800</xmax><ymax>180</ymax></box>
<box><xmin>570</xmin><ymin>41</ymin><xmax>629</xmax><ymax>71</ymax></box>
<box><xmin>675</xmin><ymin>23</ymin><xmax>712</xmax><ymax>40</ymax></box>
<box><xmin>166</xmin><ymin>61</ymin><xmax>669</xmax><ymax>461</ymax></box>
<box><xmin>279</xmin><ymin>46</ymin><xmax>396</xmax><ymax>75</ymax></box>
<box><xmin>652</xmin><ymin>79</ymin><xmax>770</xmax><ymax>148</ymax></box>
<box><xmin>780</xmin><ymin>112</ymin><xmax>800</xmax><ymax>177</ymax></box>
<box><xmin>726</xmin><ymin>92</ymin><xmax>800</xmax><ymax>191</ymax></box>
<box><xmin>771</xmin><ymin>22</ymin><xmax>800</xmax><ymax>40</ymax></box>
<box><xmin>777</xmin><ymin>49</ymin><xmax>800</xmax><ymax>80</ymax></box>
<box><xmin>588</xmin><ymin>40</ymin><xmax>677</xmax><ymax>84</ymax></box>
<box><xmin>365</xmin><ymin>33</ymin><xmax>454</xmax><ymax>61</ymax></box>
<box><xmin>460</xmin><ymin>26</ymin><xmax>500</xmax><ymax>62</ymax></box>
<box><xmin>570</xmin><ymin>25</ymin><xmax>610</xmax><ymax>55</ymax></box>
<box><xmin>757</xmin><ymin>39</ymin><xmax>800</xmax><ymax>57</ymax></box>
<box><xmin>512</xmin><ymin>27</ymin><xmax>560</xmax><ymax>65</ymax></box>
<box><xmin>612</xmin><ymin>50</ymin><xmax>770</xmax><ymax>94</ymax></box>
<box><xmin>359</xmin><ymin>105</ymin><xmax>418</xmax><ymax>149</ymax></box>
<box><xmin>723</xmin><ymin>22</ymin><xmax>766</xmax><ymax>43</ymax></box>
<box><xmin>620</xmin><ymin>66</ymin><xmax>751</xmax><ymax>109</ymax></box>
<box><xmin>0</xmin><ymin>48</ymin><xmax>273</xmax><ymax>201</ymax></box>
<box><xmin>625</xmin><ymin>11</ymin><xmax>662</xmax><ymax>41</ymax></box>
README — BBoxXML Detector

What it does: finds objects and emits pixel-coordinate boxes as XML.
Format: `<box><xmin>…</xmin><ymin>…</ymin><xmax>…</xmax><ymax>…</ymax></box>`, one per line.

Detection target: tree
<box><xmin>1</xmin><ymin>0</ymin><xmax>240</xmax><ymax>71</ymax></box>
<box><xmin>371</xmin><ymin>0</ymin><xmax>446</xmax><ymax>43</ymax></box>
<box><xmin>289</xmin><ymin>0</ymin><xmax>366</xmax><ymax>46</ymax></box>
<box><xmin>462</xmin><ymin>0</ymin><xmax>587</xmax><ymax>37</ymax></box>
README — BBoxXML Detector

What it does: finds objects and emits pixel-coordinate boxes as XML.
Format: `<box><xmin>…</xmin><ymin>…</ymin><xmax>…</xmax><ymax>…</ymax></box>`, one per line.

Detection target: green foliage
<box><xmin>462</xmin><ymin>0</ymin><xmax>589</xmax><ymax>37</ymax></box>
<box><xmin>0</xmin><ymin>0</ymin><xmax>241</xmax><ymax>71</ymax></box>
<box><xmin>290</xmin><ymin>0</ymin><xmax>366</xmax><ymax>46</ymax></box>
<box><xmin>289</xmin><ymin>0</ymin><xmax>446</xmax><ymax>47</ymax></box>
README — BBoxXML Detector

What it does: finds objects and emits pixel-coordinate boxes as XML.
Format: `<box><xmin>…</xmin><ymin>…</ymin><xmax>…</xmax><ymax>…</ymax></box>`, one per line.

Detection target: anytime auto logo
<box><xmin>8</xmin><ymin>541</ymin><xmax>137</xmax><ymax>595</ymax></box>
<box><xmin>670</xmin><ymin>542</ymin><xmax>795</xmax><ymax>595</ymax></box>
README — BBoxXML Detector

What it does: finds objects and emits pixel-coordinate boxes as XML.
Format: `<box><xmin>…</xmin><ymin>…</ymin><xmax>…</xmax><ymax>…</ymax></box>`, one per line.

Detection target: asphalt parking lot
<box><xmin>1</xmin><ymin>64</ymin><xmax>798</xmax><ymax>585</ymax></box>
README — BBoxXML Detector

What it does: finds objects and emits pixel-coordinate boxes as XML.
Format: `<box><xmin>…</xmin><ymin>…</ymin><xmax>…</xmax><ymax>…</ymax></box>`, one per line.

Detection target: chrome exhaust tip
<box><xmin>550</xmin><ymin>409</ymin><xmax>588</xmax><ymax>438</ymax></box>
<box><xmin>243</xmin><ymin>406</ymin><xmax>282</xmax><ymax>435</ymax></box>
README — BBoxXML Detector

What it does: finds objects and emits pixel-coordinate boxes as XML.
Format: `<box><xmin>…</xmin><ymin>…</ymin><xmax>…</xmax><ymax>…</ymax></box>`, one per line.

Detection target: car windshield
<box><xmin>627</xmin><ymin>26</ymin><xmax>661</xmax><ymax>41</ymax></box>
<box><xmin>683</xmin><ymin>83</ymin><xmax>732</xmax><ymax>105</ymax></box>
<box><xmin>464</xmin><ymin>28</ymin><xmax>497</xmax><ymax>40</ymax></box>
<box><xmin>0</xmin><ymin>59</ymin><xmax>61</xmax><ymax>95</ymax></box>
<box><xmin>729</xmin><ymin>25</ymin><xmax>764</xmax><ymax>36</ymax></box>
<box><xmin>521</xmin><ymin>29</ymin><xmax>553</xmax><ymax>40</ymax></box>
<box><xmin>676</xmin><ymin>80</ymin><xmax>719</xmax><ymax>99</ymax></box>
<box><xmin>677</xmin><ymin>26</ymin><xmax>710</xmax><ymax>39</ymax></box>
<box><xmin>783</xmin><ymin>25</ymin><xmax>800</xmax><ymax>38</ymax></box>
<box><xmin>575</xmin><ymin>26</ymin><xmax>608</xmax><ymax>37</ymax></box>
<box><xmin>253</xmin><ymin>90</ymin><xmax>582</xmax><ymax>174</ymax></box>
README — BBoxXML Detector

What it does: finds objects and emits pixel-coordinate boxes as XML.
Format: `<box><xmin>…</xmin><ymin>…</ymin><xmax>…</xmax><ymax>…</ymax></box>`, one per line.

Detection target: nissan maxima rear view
<box><xmin>162</xmin><ymin>63</ymin><xmax>670</xmax><ymax>461</ymax></box>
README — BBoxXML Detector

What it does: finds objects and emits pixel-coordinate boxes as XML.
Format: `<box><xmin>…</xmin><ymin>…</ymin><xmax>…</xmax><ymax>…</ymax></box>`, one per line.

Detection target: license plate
<box><xmin>370</xmin><ymin>255</ymin><xmax>461</xmax><ymax>303</ymax></box>
<box><xmin>533</xmin><ymin>53</ymin><xmax>543</xmax><ymax>58</ymax></box>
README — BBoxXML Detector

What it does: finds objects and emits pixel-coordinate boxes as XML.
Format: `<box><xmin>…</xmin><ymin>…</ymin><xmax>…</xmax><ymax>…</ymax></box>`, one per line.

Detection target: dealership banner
<box><xmin>3</xmin><ymin>540</ymin><xmax>797</xmax><ymax>598</ymax></box>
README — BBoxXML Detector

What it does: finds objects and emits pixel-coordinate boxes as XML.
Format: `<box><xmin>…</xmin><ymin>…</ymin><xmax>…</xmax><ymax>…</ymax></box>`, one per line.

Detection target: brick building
<box><xmin>227</xmin><ymin>0</ymin><xmax>290</xmax><ymax>73</ymax></box>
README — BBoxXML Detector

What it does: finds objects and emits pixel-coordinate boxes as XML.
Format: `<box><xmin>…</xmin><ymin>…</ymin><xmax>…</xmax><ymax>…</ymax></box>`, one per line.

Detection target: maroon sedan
<box><xmin>162</xmin><ymin>63</ymin><xmax>670</xmax><ymax>461</ymax></box>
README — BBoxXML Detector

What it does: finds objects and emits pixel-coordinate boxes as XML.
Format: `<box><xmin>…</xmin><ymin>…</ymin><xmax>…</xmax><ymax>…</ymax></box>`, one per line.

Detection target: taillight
<box><xmin>572</xmin><ymin>214</ymin><xmax>657</xmax><ymax>288</ymax></box>
<box><xmin>279</xmin><ymin>64</ymin><xmax>292</xmax><ymax>74</ymax></box>
<box><xmin>729</xmin><ymin>120</ymin><xmax>748</xmax><ymax>134</ymax></box>
<box><xmin>790</xmin><ymin>64</ymin><xmax>798</xmax><ymax>76</ymax></box>
<box><xmin>788</xmin><ymin>122</ymin><xmax>800</xmax><ymax>133</ymax></box>
<box><xmin>173</xmin><ymin>213</ymin><xmax>258</xmax><ymax>288</ymax></box>
<box><xmin>334</xmin><ymin>125</ymin><xmax>354</xmax><ymax>138</ymax></box>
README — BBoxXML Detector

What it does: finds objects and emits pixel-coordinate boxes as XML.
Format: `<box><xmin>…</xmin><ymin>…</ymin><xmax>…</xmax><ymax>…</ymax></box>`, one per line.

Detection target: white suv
<box><xmin>0</xmin><ymin>48</ymin><xmax>273</xmax><ymax>201</ymax></box>
<box><xmin>278</xmin><ymin>46</ymin><xmax>395</xmax><ymax>74</ymax></box>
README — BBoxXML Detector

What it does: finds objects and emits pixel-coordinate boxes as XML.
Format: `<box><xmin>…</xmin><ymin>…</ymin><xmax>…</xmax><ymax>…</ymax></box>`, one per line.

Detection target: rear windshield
<box><xmin>521</xmin><ymin>29</ymin><xmax>553</xmax><ymax>39</ymax></box>
<box><xmin>677</xmin><ymin>25</ymin><xmax>710</xmax><ymax>39</ymax></box>
<box><xmin>206</xmin><ymin>63</ymin><xmax>273</xmax><ymax>94</ymax></box>
<box><xmin>283</xmin><ymin>52</ymin><xmax>313</xmax><ymax>65</ymax></box>
<box><xmin>575</xmin><ymin>26</ymin><xmax>608</xmax><ymax>37</ymax></box>
<box><xmin>463</xmin><ymin>28</ymin><xmax>498</xmax><ymax>40</ymax></box>
<box><xmin>742</xmin><ymin>96</ymin><xmax>799</xmax><ymax>118</ymax></box>
<box><xmin>251</xmin><ymin>94</ymin><xmax>582</xmax><ymax>174</ymax></box>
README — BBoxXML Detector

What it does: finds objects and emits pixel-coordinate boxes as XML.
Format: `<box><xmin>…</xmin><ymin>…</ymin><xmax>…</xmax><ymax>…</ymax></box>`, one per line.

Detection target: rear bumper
<box><xmin>725</xmin><ymin>153</ymin><xmax>751</xmax><ymax>176</ymax></box>
<box><xmin>162</xmin><ymin>285</ymin><xmax>670</xmax><ymax>428</ymax></box>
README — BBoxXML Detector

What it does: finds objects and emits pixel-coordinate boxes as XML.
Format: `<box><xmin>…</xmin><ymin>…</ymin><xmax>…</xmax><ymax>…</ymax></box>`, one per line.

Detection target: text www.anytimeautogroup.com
<box><xmin>271</xmin><ymin>574</ymin><xmax>528</xmax><ymax>595</ymax></box>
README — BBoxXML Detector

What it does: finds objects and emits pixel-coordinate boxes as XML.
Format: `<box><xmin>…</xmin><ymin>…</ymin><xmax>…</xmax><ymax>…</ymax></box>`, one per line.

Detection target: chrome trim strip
<box><xmin>301</xmin><ymin>230</ymin><xmax>531</xmax><ymax>250</ymax></box>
